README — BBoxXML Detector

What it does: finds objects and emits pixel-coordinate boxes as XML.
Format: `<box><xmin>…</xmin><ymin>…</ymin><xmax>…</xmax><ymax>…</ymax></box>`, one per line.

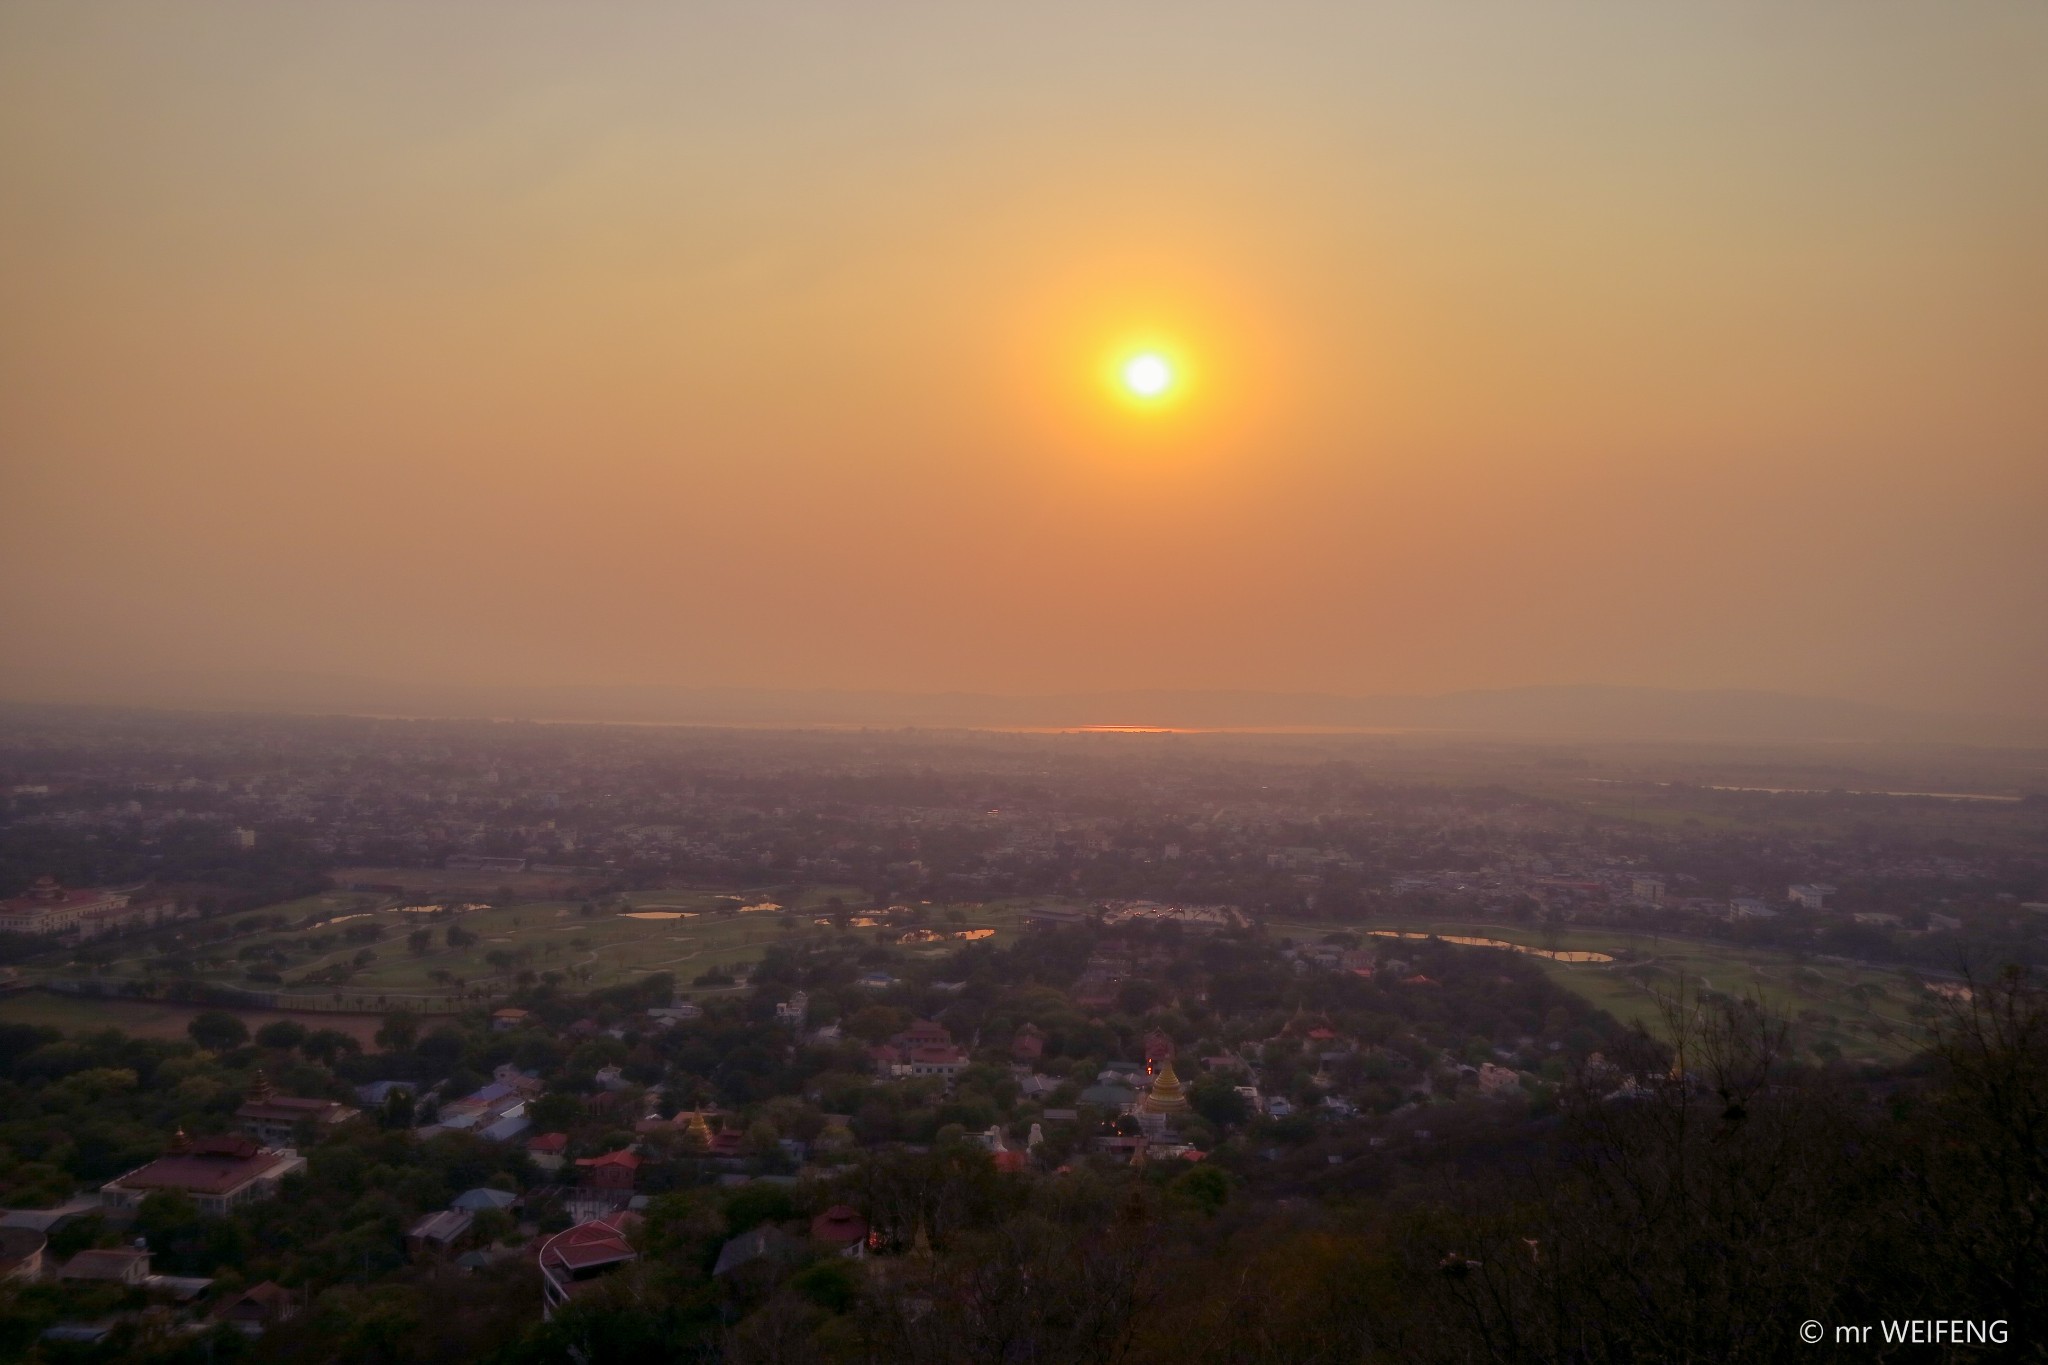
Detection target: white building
<box><xmin>0</xmin><ymin>878</ymin><xmax>128</xmax><ymax>937</ymax></box>
<box><xmin>1787</xmin><ymin>883</ymin><xmax>1837</xmax><ymax>911</ymax></box>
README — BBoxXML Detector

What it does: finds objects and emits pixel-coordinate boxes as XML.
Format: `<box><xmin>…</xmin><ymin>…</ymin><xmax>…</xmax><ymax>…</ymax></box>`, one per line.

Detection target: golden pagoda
<box><xmin>1140</xmin><ymin>1059</ymin><xmax>1191</xmax><ymax>1116</ymax></box>
<box><xmin>682</xmin><ymin>1110</ymin><xmax>714</xmax><ymax>1151</ymax></box>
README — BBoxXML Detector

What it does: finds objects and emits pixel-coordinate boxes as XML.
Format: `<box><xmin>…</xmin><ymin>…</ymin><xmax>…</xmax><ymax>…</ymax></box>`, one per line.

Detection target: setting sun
<box><xmin>1122</xmin><ymin>352</ymin><xmax>1174</xmax><ymax>399</ymax></box>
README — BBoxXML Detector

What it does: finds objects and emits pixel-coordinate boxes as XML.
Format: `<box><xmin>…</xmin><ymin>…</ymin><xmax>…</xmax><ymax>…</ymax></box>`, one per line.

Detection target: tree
<box><xmin>415</xmin><ymin>1025</ymin><xmax>466</xmax><ymax>1071</ymax></box>
<box><xmin>188</xmin><ymin>1010</ymin><xmax>248</xmax><ymax>1052</ymax></box>
<box><xmin>379</xmin><ymin>1087</ymin><xmax>416</xmax><ymax>1130</ymax></box>
<box><xmin>529</xmin><ymin>1092</ymin><xmax>585</xmax><ymax>1131</ymax></box>
<box><xmin>255</xmin><ymin>1019</ymin><xmax>307</xmax><ymax>1050</ymax></box>
<box><xmin>1169</xmin><ymin>1164</ymin><xmax>1232</xmax><ymax>1216</ymax></box>
<box><xmin>375</xmin><ymin>1009</ymin><xmax>419</xmax><ymax>1053</ymax></box>
<box><xmin>846</xmin><ymin>1005</ymin><xmax>912</xmax><ymax>1043</ymax></box>
<box><xmin>1190</xmin><ymin>1075</ymin><xmax>1249</xmax><ymax>1128</ymax></box>
<box><xmin>407</xmin><ymin>928</ymin><xmax>433</xmax><ymax>956</ymax></box>
<box><xmin>301</xmin><ymin>1028</ymin><xmax>360</xmax><ymax>1065</ymax></box>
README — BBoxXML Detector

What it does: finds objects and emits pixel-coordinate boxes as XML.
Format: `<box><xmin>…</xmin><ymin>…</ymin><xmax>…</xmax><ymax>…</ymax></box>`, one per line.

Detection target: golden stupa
<box><xmin>1140</xmin><ymin>1059</ymin><xmax>1191</xmax><ymax>1115</ymax></box>
<box><xmin>682</xmin><ymin>1110</ymin><xmax>714</xmax><ymax>1150</ymax></box>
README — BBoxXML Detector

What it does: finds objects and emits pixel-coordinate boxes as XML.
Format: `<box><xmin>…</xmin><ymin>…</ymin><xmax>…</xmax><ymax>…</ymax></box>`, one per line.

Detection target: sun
<box><xmin>1121</xmin><ymin>352</ymin><xmax>1174</xmax><ymax>400</ymax></box>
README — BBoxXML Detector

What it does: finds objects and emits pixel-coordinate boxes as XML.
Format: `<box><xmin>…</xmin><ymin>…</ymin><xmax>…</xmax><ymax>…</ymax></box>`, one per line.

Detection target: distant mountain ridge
<box><xmin>2</xmin><ymin>670</ymin><xmax>2041</xmax><ymax>745</ymax></box>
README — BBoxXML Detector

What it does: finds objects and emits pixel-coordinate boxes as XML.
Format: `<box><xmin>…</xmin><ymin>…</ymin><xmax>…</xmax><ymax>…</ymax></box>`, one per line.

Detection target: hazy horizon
<box><xmin>4</xmin><ymin>2</ymin><xmax>2045</xmax><ymax>716</ymax></box>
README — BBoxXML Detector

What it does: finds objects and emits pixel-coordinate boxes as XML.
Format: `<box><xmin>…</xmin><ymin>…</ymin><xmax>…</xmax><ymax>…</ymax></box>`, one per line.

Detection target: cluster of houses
<box><xmin>96</xmin><ymin>1074</ymin><xmax>355</xmax><ymax>1216</ymax></box>
<box><xmin>7</xmin><ymin>1233</ymin><xmax>303</xmax><ymax>1343</ymax></box>
<box><xmin>0</xmin><ymin>1074</ymin><xmax>362</xmax><ymax>1344</ymax></box>
<box><xmin>0</xmin><ymin>877</ymin><xmax>193</xmax><ymax>941</ymax></box>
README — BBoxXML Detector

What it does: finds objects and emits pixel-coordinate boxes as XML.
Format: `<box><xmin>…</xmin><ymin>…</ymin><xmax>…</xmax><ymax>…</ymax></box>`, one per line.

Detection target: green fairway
<box><xmin>13</xmin><ymin>884</ymin><xmax>1033</xmax><ymax>1016</ymax></box>
<box><xmin>1268</xmin><ymin>914</ymin><xmax>1937</xmax><ymax>1066</ymax></box>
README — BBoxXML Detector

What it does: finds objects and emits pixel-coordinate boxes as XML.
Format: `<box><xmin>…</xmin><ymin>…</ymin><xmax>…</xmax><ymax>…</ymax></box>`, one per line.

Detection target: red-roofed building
<box><xmin>101</xmin><ymin>1133</ymin><xmax>305</xmax><ymax>1216</ymax></box>
<box><xmin>871</xmin><ymin>1019</ymin><xmax>968</xmax><ymax>1079</ymax></box>
<box><xmin>1011</xmin><ymin>1023</ymin><xmax>1046</xmax><ymax>1063</ymax></box>
<box><xmin>809</xmin><ymin>1205</ymin><xmax>868</xmax><ymax>1253</ymax></box>
<box><xmin>236</xmin><ymin>1074</ymin><xmax>358</xmax><ymax>1146</ymax></box>
<box><xmin>900</xmin><ymin>1019</ymin><xmax>951</xmax><ymax>1049</ymax></box>
<box><xmin>0</xmin><ymin>878</ymin><xmax>129</xmax><ymax>939</ymax></box>
<box><xmin>538</xmin><ymin>1212</ymin><xmax>640</xmax><ymax>1319</ymax></box>
<box><xmin>527</xmin><ymin>1131</ymin><xmax>569</xmax><ymax>1173</ymax></box>
<box><xmin>574</xmin><ymin>1149</ymin><xmax>640</xmax><ymax>1191</ymax></box>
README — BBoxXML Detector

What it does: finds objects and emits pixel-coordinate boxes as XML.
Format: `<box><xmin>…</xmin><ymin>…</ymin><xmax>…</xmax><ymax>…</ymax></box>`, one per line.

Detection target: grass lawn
<box><xmin>0</xmin><ymin>991</ymin><xmax>385</xmax><ymax>1044</ymax></box>
<box><xmin>11</xmin><ymin>884</ymin><xmax>1031</xmax><ymax>1018</ymax></box>
<box><xmin>1268</xmin><ymin>914</ymin><xmax>1934</xmax><ymax>1066</ymax></box>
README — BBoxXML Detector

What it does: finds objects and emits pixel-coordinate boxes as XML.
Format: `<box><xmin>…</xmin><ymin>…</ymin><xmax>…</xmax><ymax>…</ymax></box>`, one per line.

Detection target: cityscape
<box><xmin>0</xmin><ymin>710</ymin><xmax>2041</xmax><ymax>1359</ymax></box>
<box><xmin>2</xmin><ymin>2</ymin><xmax>2044</xmax><ymax>1361</ymax></box>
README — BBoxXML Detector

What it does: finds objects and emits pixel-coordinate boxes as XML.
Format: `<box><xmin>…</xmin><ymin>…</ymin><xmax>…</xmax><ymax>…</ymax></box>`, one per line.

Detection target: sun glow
<box><xmin>1122</xmin><ymin>352</ymin><xmax>1174</xmax><ymax>399</ymax></box>
<box><xmin>1101</xmin><ymin>338</ymin><xmax>1193</xmax><ymax>416</ymax></box>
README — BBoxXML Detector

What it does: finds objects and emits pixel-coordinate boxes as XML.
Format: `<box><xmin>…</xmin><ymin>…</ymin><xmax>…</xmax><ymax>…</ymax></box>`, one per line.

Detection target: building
<box><xmin>490</xmin><ymin>1008</ymin><xmax>533</xmax><ymax>1032</ymax></box>
<box><xmin>1629</xmin><ymin>877</ymin><xmax>1666</xmax><ymax>906</ymax></box>
<box><xmin>354</xmin><ymin>1080</ymin><xmax>416</xmax><ymax>1108</ymax></box>
<box><xmin>575</xmin><ymin>1150</ymin><xmax>640</xmax><ymax>1192</ymax></box>
<box><xmin>905</xmin><ymin>1044</ymin><xmax>968</xmax><ymax>1079</ymax></box>
<box><xmin>810</xmin><ymin>1205</ymin><xmax>869</xmax><ymax>1255</ymax></box>
<box><xmin>538</xmin><ymin>1212</ymin><xmax>639</xmax><ymax>1319</ymax></box>
<box><xmin>452</xmin><ymin>1187</ymin><xmax>519</xmax><ymax>1215</ymax></box>
<box><xmin>1476</xmin><ymin>1062</ymin><xmax>1524</xmax><ymax>1098</ymax></box>
<box><xmin>872</xmin><ymin>1020</ymin><xmax>967</xmax><ymax>1079</ymax></box>
<box><xmin>0</xmin><ymin>1228</ymin><xmax>46</xmax><ymax>1282</ymax></box>
<box><xmin>492</xmin><ymin>1064</ymin><xmax>546</xmax><ymax>1098</ymax></box>
<box><xmin>526</xmin><ymin>1132</ymin><xmax>569</xmax><ymax>1173</ymax></box>
<box><xmin>712</xmin><ymin>1225</ymin><xmax>804</xmax><ymax>1279</ymax></box>
<box><xmin>101</xmin><ymin>1134</ymin><xmax>305</xmax><ymax>1216</ymax></box>
<box><xmin>419</xmin><ymin>1081</ymin><xmax>527</xmax><ymax>1140</ymax></box>
<box><xmin>1011</xmin><ymin>1022</ymin><xmax>1046</xmax><ymax>1063</ymax></box>
<box><xmin>59</xmin><ymin>1246</ymin><xmax>151</xmax><ymax>1285</ymax></box>
<box><xmin>406</xmin><ymin>1209</ymin><xmax>473</xmax><ymax>1259</ymax></box>
<box><xmin>901</xmin><ymin>1019</ymin><xmax>950</xmax><ymax>1047</ymax></box>
<box><xmin>214</xmin><ymin>1281</ymin><xmax>297</xmax><ymax>1337</ymax></box>
<box><xmin>1788</xmin><ymin>882</ymin><xmax>1838</xmax><ymax>911</ymax></box>
<box><xmin>236</xmin><ymin>1074</ymin><xmax>359</xmax><ymax>1146</ymax></box>
<box><xmin>0</xmin><ymin>878</ymin><xmax>129</xmax><ymax>938</ymax></box>
<box><xmin>447</xmin><ymin>855</ymin><xmax>526</xmax><ymax>873</ymax></box>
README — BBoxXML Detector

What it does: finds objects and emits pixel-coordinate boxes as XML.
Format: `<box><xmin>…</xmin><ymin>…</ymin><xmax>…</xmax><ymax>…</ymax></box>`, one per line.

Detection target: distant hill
<box><xmin>2</xmin><ymin>670</ymin><xmax>2042</xmax><ymax>745</ymax></box>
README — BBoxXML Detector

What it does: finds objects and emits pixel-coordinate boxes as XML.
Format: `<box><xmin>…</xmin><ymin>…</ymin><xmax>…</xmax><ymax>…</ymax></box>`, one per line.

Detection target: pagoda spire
<box><xmin>1140</xmin><ymin>1058</ymin><xmax>1191</xmax><ymax>1115</ymax></box>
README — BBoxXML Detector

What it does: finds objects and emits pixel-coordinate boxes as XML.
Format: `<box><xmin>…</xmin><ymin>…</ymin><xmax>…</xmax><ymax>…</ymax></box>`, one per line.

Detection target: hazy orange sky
<box><xmin>3</xmin><ymin>3</ymin><xmax>2044</xmax><ymax>715</ymax></box>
